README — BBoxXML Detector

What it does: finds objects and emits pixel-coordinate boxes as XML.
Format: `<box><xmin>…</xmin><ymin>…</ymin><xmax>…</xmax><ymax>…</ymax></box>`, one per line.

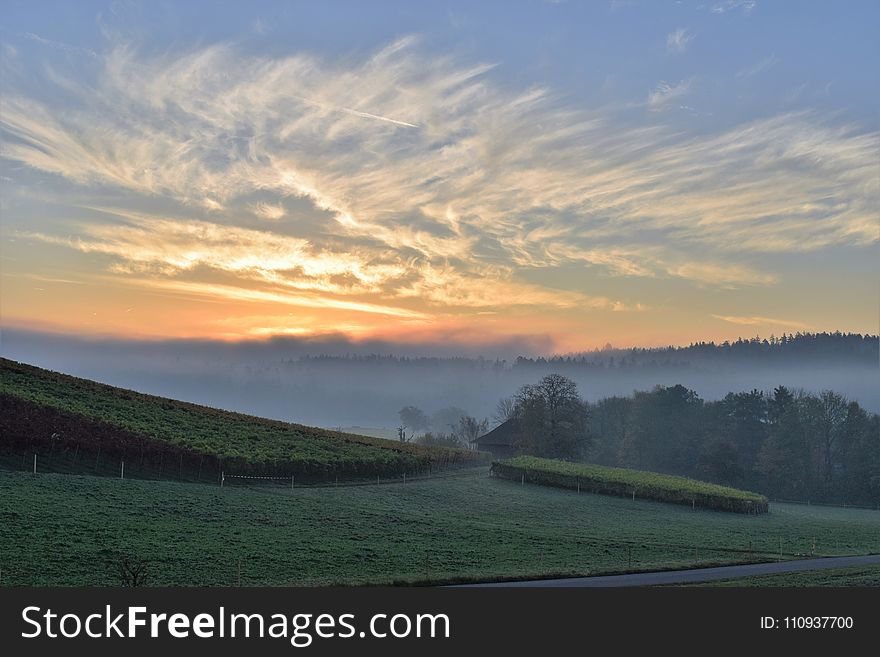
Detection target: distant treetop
<box><xmin>295</xmin><ymin>332</ymin><xmax>878</xmax><ymax>369</ymax></box>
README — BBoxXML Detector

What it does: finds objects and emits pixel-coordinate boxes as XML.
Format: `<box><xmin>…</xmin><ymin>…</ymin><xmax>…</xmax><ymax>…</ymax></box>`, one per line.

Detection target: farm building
<box><xmin>472</xmin><ymin>418</ymin><xmax>521</xmax><ymax>459</ymax></box>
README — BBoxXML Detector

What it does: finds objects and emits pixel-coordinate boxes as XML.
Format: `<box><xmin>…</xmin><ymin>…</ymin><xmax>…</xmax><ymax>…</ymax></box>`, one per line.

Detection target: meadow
<box><xmin>1</xmin><ymin>470</ymin><xmax>877</xmax><ymax>586</ymax></box>
<box><xmin>492</xmin><ymin>456</ymin><xmax>769</xmax><ymax>513</ymax></box>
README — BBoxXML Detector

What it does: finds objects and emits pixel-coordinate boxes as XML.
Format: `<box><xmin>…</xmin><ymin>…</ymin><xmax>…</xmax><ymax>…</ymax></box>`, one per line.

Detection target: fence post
<box><xmin>521</xmin><ymin>474</ymin><xmax>524</xmax><ymax>486</ymax></box>
<box><xmin>121</xmin><ymin>460</ymin><xmax>125</xmax><ymax>480</ymax></box>
<box><xmin>403</xmin><ymin>473</ymin><xmax>406</xmax><ymax>485</ymax></box>
<box><xmin>221</xmin><ymin>472</ymin><xmax>225</xmax><ymax>487</ymax></box>
<box><xmin>33</xmin><ymin>454</ymin><xmax>37</xmax><ymax>476</ymax></box>
<box><xmin>291</xmin><ymin>475</ymin><xmax>294</xmax><ymax>489</ymax></box>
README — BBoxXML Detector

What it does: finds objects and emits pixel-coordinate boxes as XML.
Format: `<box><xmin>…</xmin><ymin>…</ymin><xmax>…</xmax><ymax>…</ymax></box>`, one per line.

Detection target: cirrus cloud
<box><xmin>1</xmin><ymin>35</ymin><xmax>877</xmax><ymax>338</ymax></box>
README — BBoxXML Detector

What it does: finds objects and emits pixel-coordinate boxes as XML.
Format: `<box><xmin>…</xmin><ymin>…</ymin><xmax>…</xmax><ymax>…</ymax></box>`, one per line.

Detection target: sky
<box><xmin>1</xmin><ymin>0</ymin><xmax>878</xmax><ymax>354</ymax></box>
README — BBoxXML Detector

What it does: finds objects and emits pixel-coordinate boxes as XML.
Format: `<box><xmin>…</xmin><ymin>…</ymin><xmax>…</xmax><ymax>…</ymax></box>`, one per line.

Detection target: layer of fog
<box><xmin>2</xmin><ymin>329</ymin><xmax>877</xmax><ymax>429</ymax></box>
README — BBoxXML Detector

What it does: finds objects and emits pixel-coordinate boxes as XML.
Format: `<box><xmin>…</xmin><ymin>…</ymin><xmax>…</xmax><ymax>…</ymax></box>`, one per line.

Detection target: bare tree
<box><xmin>456</xmin><ymin>415</ymin><xmax>489</xmax><ymax>447</ymax></box>
<box><xmin>802</xmin><ymin>390</ymin><xmax>849</xmax><ymax>493</ymax></box>
<box><xmin>117</xmin><ymin>555</ymin><xmax>149</xmax><ymax>586</ymax></box>
<box><xmin>396</xmin><ymin>425</ymin><xmax>413</xmax><ymax>443</ymax></box>
<box><xmin>493</xmin><ymin>397</ymin><xmax>516</xmax><ymax>426</ymax></box>
<box><xmin>513</xmin><ymin>373</ymin><xmax>590</xmax><ymax>459</ymax></box>
<box><xmin>398</xmin><ymin>406</ymin><xmax>429</xmax><ymax>434</ymax></box>
<box><xmin>430</xmin><ymin>407</ymin><xmax>468</xmax><ymax>435</ymax></box>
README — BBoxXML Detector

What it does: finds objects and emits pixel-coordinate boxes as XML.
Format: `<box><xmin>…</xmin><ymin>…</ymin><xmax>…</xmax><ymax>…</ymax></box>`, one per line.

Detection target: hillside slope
<box><xmin>0</xmin><ymin>358</ymin><xmax>486</xmax><ymax>482</ymax></box>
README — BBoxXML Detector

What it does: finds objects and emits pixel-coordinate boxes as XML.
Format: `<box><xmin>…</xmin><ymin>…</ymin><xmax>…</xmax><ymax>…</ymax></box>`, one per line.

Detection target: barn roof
<box><xmin>472</xmin><ymin>418</ymin><xmax>521</xmax><ymax>447</ymax></box>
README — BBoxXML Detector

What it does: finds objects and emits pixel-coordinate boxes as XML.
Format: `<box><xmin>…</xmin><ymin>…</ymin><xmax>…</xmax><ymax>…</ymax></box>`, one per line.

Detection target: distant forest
<box><xmin>3</xmin><ymin>330</ymin><xmax>878</xmax><ymax>428</ymax></box>
<box><xmin>299</xmin><ymin>332</ymin><xmax>878</xmax><ymax>369</ymax></box>
<box><xmin>588</xmin><ymin>384</ymin><xmax>880</xmax><ymax>507</ymax></box>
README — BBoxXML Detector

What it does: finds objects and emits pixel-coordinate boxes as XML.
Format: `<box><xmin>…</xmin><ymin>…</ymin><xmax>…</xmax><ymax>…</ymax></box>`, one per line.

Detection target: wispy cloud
<box><xmin>251</xmin><ymin>203</ymin><xmax>286</xmax><ymax>221</ymax></box>
<box><xmin>395</xmin><ymin>262</ymin><xmax>628</xmax><ymax>310</ymax></box>
<box><xmin>736</xmin><ymin>53</ymin><xmax>778</xmax><ymax>79</ymax></box>
<box><xmin>711</xmin><ymin>314</ymin><xmax>811</xmax><ymax>330</ymax></box>
<box><xmin>20</xmin><ymin>210</ymin><xmax>619</xmax><ymax>312</ymax></box>
<box><xmin>1</xmin><ymin>36</ymin><xmax>877</xmax><ymax>329</ymax></box>
<box><xmin>19</xmin><ymin>212</ymin><xmax>409</xmax><ymax>296</ymax></box>
<box><xmin>117</xmin><ymin>277</ymin><xmax>429</xmax><ymax>319</ymax></box>
<box><xmin>669</xmin><ymin>262</ymin><xmax>776</xmax><ymax>288</ymax></box>
<box><xmin>666</xmin><ymin>28</ymin><xmax>694</xmax><ymax>53</ymax></box>
<box><xmin>711</xmin><ymin>1</ymin><xmax>757</xmax><ymax>15</ymax></box>
<box><xmin>23</xmin><ymin>32</ymin><xmax>98</xmax><ymax>58</ymax></box>
<box><xmin>647</xmin><ymin>79</ymin><xmax>692</xmax><ymax>109</ymax></box>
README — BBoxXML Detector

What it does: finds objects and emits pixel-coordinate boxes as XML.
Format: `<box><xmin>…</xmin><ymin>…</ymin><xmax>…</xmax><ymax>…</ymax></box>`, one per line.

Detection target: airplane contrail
<box><xmin>295</xmin><ymin>95</ymin><xmax>419</xmax><ymax>128</ymax></box>
<box><xmin>339</xmin><ymin>107</ymin><xmax>419</xmax><ymax>128</ymax></box>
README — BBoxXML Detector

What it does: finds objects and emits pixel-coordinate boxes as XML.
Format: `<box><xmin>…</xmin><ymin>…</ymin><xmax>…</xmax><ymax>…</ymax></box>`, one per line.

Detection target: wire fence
<box><xmin>0</xmin><ymin>448</ymin><xmax>223</xmax><ymax>485</ymax></box>
<box><xmin>0</xmin><ymin>449</ymin><xmax>487</xmax><ymax>489</ymax></box>
<box><xmin>770</xmin><ymin>498</ymin><xmax>880</xmax><ymax>511</ymax></box>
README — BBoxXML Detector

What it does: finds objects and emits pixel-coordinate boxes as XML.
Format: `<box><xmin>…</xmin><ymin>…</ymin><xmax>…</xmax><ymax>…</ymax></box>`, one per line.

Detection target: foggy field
<box><xmin>1</xmin><ymin>470</ymin><xmax>877</xmax><ymax>586</ymax></box>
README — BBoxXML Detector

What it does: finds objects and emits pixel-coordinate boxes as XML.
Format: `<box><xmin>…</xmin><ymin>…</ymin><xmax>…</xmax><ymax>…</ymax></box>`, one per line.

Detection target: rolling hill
<box><xmin>0</xmin><ymin>358</ymin><xmax>487</xmax><ymax>483</ymax></box>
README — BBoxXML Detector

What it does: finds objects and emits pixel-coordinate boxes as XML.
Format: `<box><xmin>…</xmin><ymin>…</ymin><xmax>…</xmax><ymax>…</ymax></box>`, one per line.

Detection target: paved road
<box><xmin>457</xmin><ymin>554</ymin><xmax>880</xmax><ymax>587</ymax></box>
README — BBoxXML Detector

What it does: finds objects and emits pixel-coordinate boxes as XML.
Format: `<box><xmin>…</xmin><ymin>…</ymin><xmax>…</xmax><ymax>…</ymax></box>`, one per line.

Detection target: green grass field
<box><xmin>1</xmin><ymin>470</ymin><xmax>877</xmax><ymax>586</ymax></box>
<box><xmin>691</xmin><ymin>565</ymin><xmax>880</xmax><ymax>587</ymax></box>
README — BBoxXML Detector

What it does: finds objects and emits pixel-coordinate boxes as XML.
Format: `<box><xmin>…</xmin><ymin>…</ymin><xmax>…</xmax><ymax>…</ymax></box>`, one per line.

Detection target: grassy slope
<box><xmin>1</xmin><ymin>470</ymin><xmax>878</xmax><ymax>586</ymax></box>
<box><xmin>0</xmin><ymin>358</ymin><xmax>484</xmax><ymax>476</ymax></box>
